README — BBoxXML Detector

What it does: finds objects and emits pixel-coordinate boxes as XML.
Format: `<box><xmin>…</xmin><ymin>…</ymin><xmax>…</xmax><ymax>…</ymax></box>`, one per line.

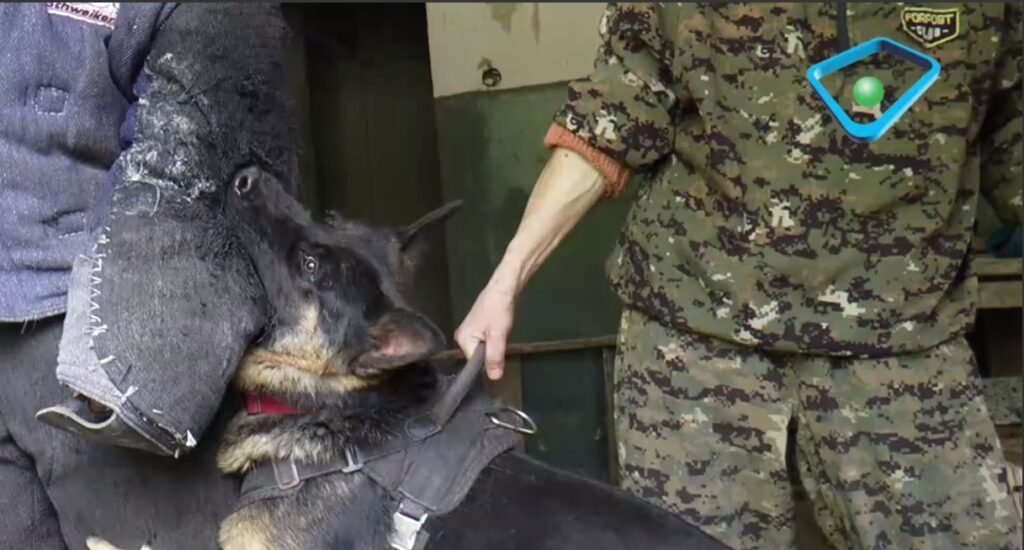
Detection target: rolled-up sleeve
<box><xmin>547</xmin><ymin>3</ymin><xmax>684</xmax><ymax>196</ymax></box>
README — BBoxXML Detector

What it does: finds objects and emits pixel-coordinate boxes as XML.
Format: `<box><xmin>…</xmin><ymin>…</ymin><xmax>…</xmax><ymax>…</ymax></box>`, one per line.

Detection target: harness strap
<box><xmin>238</xmin><ymin>430</ymin><xmax>418</xmax><ymax>505</ymax></box>
<box><xmin>236</xmin><ymin>344</ymin><xmax>530</xmax><ymax>550</ymax></box>
<box><xmin>428</xmin><ymin>344</ymin><xmax>486</xmax><ymax>427</ymax></box>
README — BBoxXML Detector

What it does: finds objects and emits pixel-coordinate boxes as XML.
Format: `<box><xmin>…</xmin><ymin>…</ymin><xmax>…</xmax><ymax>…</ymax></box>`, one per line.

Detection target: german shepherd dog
<box><xmin>90</xmin><ymin>166</ymin><xmax>727</xmax><ymax>550</ymax></box>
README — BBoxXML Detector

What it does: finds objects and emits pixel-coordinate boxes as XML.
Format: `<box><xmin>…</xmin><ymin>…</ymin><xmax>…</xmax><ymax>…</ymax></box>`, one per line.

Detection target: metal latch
<box><xmin>388</xmin><ymin>500</ymin><xmax>429</xmax><ymax>550</ymax></box>
<box><xmin>272</xmin><ymin>457</ymin><xmax>302</xmax><ymax>491</ymax></box>
<box><xmin>341</xmin><ymin>446</ymin><xmax>363</xmax><ymax>473</ymax></box>
<box><xmin>485</xmin><ymin>406</ymin><xmax>538</xmax><ymax>435</ymax></box>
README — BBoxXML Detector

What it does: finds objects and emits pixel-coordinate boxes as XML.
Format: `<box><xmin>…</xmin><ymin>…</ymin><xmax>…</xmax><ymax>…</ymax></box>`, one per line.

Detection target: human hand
<box><xmin>454</xmin><ymin>281</ymin><xmax>517</xmax><ymax>380</ymax></box>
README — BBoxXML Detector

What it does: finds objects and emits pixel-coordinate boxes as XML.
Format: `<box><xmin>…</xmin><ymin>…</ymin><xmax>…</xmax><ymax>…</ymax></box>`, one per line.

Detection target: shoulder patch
<box><xmin>46</xmin><ymin>3</ymin><xmax>119</xmax><ymax>29</ymax></box>
<box><xmin>901</xmin><ymin>7</ymin><xmax>960</xmax><ymax>48</ymax></box>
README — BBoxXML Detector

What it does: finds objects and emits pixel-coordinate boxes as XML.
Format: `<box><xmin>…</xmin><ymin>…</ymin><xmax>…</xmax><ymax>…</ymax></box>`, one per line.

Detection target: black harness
<box><xmin>237</xmin><ymin>346</ymin><xmax>533</xmax><ymax>550</ymax></box>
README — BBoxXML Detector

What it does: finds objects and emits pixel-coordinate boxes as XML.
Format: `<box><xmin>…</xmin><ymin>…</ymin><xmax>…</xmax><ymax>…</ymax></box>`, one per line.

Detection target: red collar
<box><xmin>245</xmin><ymin>393</ymin><xmax>314</xmax><ymax>416</ymax></box>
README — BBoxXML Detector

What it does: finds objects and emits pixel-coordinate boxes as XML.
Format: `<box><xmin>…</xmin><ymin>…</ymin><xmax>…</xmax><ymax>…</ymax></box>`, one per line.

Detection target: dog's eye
<box><xmin>302</xmin><ymin>254</ymin><xmax>319</xmax><ymax>276</ymax></box>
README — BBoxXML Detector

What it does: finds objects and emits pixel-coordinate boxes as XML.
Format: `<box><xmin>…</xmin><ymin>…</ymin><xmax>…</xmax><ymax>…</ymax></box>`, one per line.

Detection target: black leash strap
<box><xmin>429</xmin><ymin>343</ymin><xmax>485</xmax><ymax>428</ymax></box>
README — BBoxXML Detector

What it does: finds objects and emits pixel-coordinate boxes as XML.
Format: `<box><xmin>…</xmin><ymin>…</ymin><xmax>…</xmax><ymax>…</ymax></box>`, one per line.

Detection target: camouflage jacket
<box><xmin>553</xmin><ymin>3</ymin><xmax>1022</xmax><ymax>356</ymax></box>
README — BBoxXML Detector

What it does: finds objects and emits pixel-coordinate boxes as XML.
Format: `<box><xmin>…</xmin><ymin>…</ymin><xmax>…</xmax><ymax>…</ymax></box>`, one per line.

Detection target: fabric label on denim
<box><xmin>46</xmin><ymin>3</ymin><xmax>119</xmax><ymax>29</ymax></box>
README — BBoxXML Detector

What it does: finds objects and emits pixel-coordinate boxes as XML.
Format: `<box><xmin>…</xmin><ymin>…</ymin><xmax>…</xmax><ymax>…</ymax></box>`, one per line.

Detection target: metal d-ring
<box><xmin>486</xmin><ymin>406</ymin><xmax>538</xmax><ymax>435</ymax></box>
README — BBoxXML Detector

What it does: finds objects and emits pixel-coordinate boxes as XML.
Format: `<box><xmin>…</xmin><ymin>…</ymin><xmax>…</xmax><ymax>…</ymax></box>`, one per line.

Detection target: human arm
<box><xmin>455</xmin><ymin>3</ymin><xmax>686</xmax><ymax>378</ymax></box>
<box><xmin>455</xmin><ymin>148</ymin><xmax>605</xmax><ymax>379</ymax></box>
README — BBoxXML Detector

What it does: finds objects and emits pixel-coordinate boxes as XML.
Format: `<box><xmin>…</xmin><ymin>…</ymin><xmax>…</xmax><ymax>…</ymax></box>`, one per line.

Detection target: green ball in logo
<box><xmin>852</xmin><ymin>76</ymin><xmax>885</xmax><ymax>107</ymax></box>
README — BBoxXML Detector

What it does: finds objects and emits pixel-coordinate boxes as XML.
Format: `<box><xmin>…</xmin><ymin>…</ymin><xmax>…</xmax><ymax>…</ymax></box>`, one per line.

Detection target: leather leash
<box><xmin>429</xmin><ymin>343</ymin><xmax>486</xmax><ymax>428</ymax></box>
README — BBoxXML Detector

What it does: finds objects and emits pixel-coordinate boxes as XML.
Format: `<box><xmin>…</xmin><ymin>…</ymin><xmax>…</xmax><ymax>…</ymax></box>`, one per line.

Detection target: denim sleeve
<box><xmin>40</xmin><ymin>3</ymin><xmax>297</xmax><ymax>456</ymax></box>
<box><xmin>107</xmin><ymin>3</ymin><xmax>179</xmax><ymax>102</ymax></box>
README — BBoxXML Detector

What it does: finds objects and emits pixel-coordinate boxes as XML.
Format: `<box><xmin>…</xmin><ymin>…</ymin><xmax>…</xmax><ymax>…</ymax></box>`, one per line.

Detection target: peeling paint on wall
<box><xmin>426</xmin><ymin>3</ymin><xmax>605</xmax><ymax>98</ymax></box>
<box><xmin>487</xmin><ymin>3</ymin><xmax>517</xmax><ymax>33</ymax></box>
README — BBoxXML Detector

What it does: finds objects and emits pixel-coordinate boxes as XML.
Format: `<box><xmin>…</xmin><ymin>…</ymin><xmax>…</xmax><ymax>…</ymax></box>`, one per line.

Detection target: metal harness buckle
<box><xmin>388</xmin><ymin>500</ymin><xmax>429</xmax><ymax>550</ymax></box>
<box><xmin>485</xmin><ymin>406</ymin><xmax>538</xmax><ymax>435</ymax></box>
<box><xmin>272</xmin><ymin>457</ymin><xmax>302</xmax><ymax>491</ymax></box>
<box><xmin>341</xmin><ymin>446</ymin><xmax>363</xmax><ymax>473</ymax></box>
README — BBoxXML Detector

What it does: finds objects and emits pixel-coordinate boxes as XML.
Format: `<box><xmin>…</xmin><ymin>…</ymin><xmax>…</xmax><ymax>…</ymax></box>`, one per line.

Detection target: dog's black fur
<box><xmin>213</xmin><ymin>166</ymin><xmax>728</xmax><ymax>550</ymax></box>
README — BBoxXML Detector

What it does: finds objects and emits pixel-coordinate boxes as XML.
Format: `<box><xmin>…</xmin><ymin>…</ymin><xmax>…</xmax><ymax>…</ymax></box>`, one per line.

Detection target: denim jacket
<box><xmin>0</xmin><ymin>3</ymin><xmax>175</xmax><ymax>321</ymax></box>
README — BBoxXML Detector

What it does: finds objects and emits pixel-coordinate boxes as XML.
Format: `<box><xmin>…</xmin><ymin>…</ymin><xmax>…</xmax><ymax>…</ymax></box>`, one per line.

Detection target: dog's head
<box><xmin>224</xmin><ymin>166</ymin><xmax>460</xmax><ymax>397</ymax></box>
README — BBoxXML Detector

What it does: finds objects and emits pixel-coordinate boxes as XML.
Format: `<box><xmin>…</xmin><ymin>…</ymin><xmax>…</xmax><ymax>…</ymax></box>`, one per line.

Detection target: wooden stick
<box><xmin>429</xmin><ymin>334</ymin><xmax>618</xmax><ymax>363</ymax></box>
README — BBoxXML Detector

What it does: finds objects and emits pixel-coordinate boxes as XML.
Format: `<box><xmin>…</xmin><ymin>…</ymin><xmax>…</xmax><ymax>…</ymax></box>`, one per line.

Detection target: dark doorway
<box><xmin>283</xmin><ymin>3</ymin><xmax>454</xmax><ymax>335</ymax></box>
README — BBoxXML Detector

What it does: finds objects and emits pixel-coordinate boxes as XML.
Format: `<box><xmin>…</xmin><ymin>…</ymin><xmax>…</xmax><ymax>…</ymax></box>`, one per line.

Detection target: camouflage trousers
<box><xmin>614</xmin><ymin>308</ymin><xmax>1022</xmax><ymax>550</ymax></box>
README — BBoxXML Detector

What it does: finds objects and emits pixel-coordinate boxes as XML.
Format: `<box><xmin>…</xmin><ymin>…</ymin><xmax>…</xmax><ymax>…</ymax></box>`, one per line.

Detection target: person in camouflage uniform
<box><xmin>455</xmin><ymin>2</ymin><xmax>1022</xmax><ymax>549</ymax></box>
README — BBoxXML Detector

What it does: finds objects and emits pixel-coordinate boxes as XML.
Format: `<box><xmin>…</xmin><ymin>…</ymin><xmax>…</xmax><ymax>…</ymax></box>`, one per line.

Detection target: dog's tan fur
<box><xmin>255</xmin><ymin>304</ymin><xmax>336</xmax><ymax>376</ymax></box>
<box><xmin>219</xmin><ymin>476</ymin><xmax>363</xmax><ymax>550</ymax></box>
<box><xmin>216</xmin><ymin>405</ymin><xmax>362</xmax><ymax>474</ymax></box>
<box><xmin>219</xmin><ymin>509</ymin><xmax>274</xmax><ymax>550</ymax></box>
<box><xmin>218</xmin><ymin>304</ymin><xmax>383</xmax><ymax>474</ymax></box>
<box><xmin>234</xmin><ymin>348</ymin><xmax>376</xmax><ymax>397</ymax></box>
<box><xmin>215</xmin><ymin>431</ymin><xmax>277</xmax><ymax>474</ymax></box>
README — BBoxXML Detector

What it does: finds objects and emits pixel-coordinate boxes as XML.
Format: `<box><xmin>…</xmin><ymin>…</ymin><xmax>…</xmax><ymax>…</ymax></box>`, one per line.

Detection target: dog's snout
<box><xmin>233</xmin><ymin>167</ymin><xmax>259</xmax><ymax>196</ymax></box>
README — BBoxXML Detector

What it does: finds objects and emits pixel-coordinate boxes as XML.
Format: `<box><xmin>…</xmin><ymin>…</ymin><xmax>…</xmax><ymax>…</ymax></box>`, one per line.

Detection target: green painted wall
<box><xmin>434</xmin><ymin>84</ymin><xmax>641</xmax><ymax>479</ymax></box>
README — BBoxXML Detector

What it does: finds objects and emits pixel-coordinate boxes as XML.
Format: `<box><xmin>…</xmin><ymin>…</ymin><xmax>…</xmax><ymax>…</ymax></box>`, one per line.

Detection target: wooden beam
<box><xmin>602</xmin><ymin>348</ymin><xmax>620</xmax><ymax>486</ymax></box>
<box><xmin>975</xmin><ymin>257</ymin><xmax>1023</xmax><ymax>278</ymax></box>
<box><xmin>978</xmin><ymin>280</ymin><xmax>1024</xmax><ymax>310</ymax></box>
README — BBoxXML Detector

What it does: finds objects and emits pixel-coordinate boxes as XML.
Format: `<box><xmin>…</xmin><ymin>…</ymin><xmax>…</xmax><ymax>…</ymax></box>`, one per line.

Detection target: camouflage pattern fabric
<box><xmin>983</xmin><ymin>376</ymin><xmax>1023</xmax><ymax>426</ymax></box>
<box><xmin>614</xmin><ymin>307</ymin><xmax>1022</xmax><ymax>550</ymax></box>
<box><xmin>553</xmin><ymin>3</ymin><xmax>1022</xmax><ymax>356</ymax></box>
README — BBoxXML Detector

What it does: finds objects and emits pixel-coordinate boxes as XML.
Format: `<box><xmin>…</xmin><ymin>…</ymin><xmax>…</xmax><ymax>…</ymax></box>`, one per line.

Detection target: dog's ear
<box><xmin>397</xmin><ymin>201</ymin><xmax>462</xmax><ymax>271</ymax></box>
<box><xmin>353</xmin><ymin>309</ymin><xmax>445</xmax><ymax>374</ymax></box>
<box><xmin>324</xmin><ymin>210</ymin><xmax>361</xmax><ymax>235</ymax></box>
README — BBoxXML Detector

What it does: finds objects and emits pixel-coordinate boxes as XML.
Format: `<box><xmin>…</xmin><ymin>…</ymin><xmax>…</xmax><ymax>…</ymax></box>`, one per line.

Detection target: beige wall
<box><xmin>426</xmin><ymin>3</ymin><xmax>605</xmax><ymax>98</ymax></box>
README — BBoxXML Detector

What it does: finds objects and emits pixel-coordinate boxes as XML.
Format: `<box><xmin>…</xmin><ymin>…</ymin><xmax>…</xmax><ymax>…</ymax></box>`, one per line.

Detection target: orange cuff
<box><xmin>543</xmin><ymin>123</ymin><xmax>631</xmax><ymax>198</ymax></box>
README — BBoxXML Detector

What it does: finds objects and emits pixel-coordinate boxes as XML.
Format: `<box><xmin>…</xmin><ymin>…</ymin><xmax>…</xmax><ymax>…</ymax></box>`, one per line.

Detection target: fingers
<box><xmin>485</xmin><ymin>330</ymin><xmax>507</xmax><ymax>380</ymax></box>
<box><xmin>454</xmin><ymin>323</ymin><xmax>481</xmax><ymax>362</ymax></box>
<box><xmin>455</xmin><ymin>325</ymin><xmax>508</xmax><ymax>380</ymax></box>
<box><xmin>455</xmin><ymin>285</ymin><xmax>516</xmax><ymax>380</ymax></box>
